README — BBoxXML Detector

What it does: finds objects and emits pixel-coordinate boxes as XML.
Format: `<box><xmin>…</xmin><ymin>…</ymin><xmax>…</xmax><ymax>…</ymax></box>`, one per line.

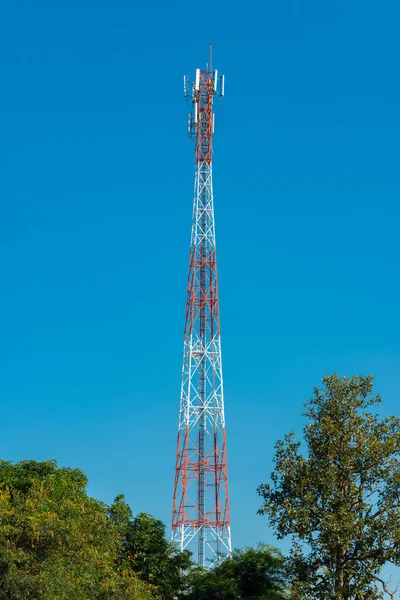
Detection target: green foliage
<box><xmin>258</xmin><ymin>374</ymin><xmax>400</xmax><ymax>599</ymax></box>
<box><xmin>111</xmin><ymin>505</ymin><xmax>191</xmax><ymax>599</ymax></box>
<box><xmin>185</xmin><ymin>545</ymin><xmax>288</xmax><ymax>600</ymax></box>
<box><xmin>0</xmin><ymin>460</ymin><xmax>154</xmax><ymax>599</ymax></box>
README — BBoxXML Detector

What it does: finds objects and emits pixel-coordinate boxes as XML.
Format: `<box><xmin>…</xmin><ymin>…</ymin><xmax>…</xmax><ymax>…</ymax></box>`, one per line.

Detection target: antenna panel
<box><xmin>221</xmin><ymin>75</ymin><xmax>225</xmax><ymax>97</ymax></box>
<box><xmin>214</xmin><ymin>70</ymin><xmax>218</xmax><ymax>92</ymax></box>
<box><xmin>195</xmin><ymin>69</ymin><xmax>200</xmax><ymax>91</ymax></box>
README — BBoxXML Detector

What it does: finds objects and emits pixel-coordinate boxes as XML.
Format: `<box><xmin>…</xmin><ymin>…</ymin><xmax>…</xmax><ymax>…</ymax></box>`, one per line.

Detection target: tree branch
<box><xmin>372</xmin><ymin>574</ymin><xmax>398</xmax><ymax>599</ymax></box>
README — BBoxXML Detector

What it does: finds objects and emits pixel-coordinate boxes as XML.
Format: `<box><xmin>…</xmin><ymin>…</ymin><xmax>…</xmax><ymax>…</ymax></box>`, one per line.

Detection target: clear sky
<box><xmin>1</xmin><ymin>0</ymin><xmax>400</xmax><ymax>564</ymax></box>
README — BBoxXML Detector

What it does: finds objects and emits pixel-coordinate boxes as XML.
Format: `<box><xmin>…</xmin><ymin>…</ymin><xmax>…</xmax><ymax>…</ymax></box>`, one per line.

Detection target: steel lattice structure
<box><xmin>172</xmin><ymin>59</ymin><xmax>231</xmax><ymax>568</ymax></box>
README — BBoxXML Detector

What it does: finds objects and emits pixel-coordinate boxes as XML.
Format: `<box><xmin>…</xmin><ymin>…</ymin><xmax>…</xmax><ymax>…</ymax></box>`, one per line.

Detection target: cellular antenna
<box><xmin>172</xmin><ymin>54</ymin><xmax>231</xmax><ymax>568</ymax></box>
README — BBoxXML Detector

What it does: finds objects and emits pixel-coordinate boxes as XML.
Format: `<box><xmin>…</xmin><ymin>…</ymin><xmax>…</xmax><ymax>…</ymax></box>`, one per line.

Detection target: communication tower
<box><xmin>172</xmin><ymin>52</ymin><xmax>231</xmax><ymax>568</ymax></box>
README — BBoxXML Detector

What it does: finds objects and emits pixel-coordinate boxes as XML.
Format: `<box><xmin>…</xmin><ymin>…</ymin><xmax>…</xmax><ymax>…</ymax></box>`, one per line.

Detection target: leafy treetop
<box><xmin>258</xmin><ymin>374</ymin><xmax>400</xmax><ymax>600</ymax></box>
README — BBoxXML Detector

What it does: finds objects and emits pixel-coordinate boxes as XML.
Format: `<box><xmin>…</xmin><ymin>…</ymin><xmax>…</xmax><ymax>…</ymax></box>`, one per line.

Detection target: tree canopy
<box><xmin>258</xmin><ymin>374</ymin><xmax>400</xmax><ymax>599</ymax></box>
<box><xmin>185</xmin><ymin>545</ymin><xmax>288</xmax><ymax>600</ymax></box>
<box><xmin>109</xmin><ymin>497</ymin><xmax>192</xmax><ymax>599</ymax></box>
<box><xmin>0</xmin><ymin>459</ymin><xmax>290</xmax><ymax>599</ymax></box>
<box><xmin>0</xmin><ymin>460</ymin><xmax>155</xmax><ymax>599</ymax></box>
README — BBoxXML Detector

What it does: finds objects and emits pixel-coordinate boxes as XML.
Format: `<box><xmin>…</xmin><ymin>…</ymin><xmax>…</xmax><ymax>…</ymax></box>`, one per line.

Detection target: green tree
<box><xmin>185</xmin><ymin>545</ymin><xmax>288</xmax><ymax>600</ymax></box>
<box><xmin>109</xmin><ymin>499</ymin><xmax>192</xmax><ymax>599</ymax></box>
<box><xmin>0</xmin><ymin>460</ymin><xmax>154</xmax><ymax>600</ymax></box>
<box><xmin>258</xmin><ymin>374</ymin><xmax>400</xmax><ymax>599</ymax></box>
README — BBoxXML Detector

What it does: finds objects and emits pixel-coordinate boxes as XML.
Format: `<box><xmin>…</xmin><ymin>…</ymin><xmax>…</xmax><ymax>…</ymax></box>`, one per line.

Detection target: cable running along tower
<box><xmin>172</xmin><ymin>56</ymin><xmax>231</xmax><ymax>568</ymax></box>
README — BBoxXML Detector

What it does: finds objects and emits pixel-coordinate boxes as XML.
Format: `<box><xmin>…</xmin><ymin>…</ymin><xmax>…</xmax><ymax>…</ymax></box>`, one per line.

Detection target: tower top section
<box><xmin>183</xmin><ymin>59</ymin><xmax>224</xmax><ymax>164</ymax></box>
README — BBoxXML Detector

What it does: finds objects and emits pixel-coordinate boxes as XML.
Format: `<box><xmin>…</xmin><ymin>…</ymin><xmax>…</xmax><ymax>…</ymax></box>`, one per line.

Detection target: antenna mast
<box><xmin>172</xmin><ymin>57</ymin><xmax>230</xmax><ymax>568</ymax></box>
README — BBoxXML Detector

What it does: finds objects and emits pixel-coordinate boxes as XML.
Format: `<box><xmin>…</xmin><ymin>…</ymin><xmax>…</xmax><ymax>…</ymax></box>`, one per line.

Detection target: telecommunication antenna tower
<box><xmin>172</xmin><ymin>53</ymin><xmax>231</xmax><ymax>568</ymax></box>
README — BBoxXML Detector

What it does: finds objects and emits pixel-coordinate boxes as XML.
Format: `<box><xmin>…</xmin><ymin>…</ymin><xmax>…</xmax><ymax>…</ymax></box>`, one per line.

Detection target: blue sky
<box><xmin>1</xmin><ymin>0</ymin><xmax>400</xmax><ymax>564</ymax></box>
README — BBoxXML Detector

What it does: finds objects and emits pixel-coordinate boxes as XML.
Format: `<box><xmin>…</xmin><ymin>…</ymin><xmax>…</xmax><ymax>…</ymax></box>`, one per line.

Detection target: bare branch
<box><xmin>373</xmin><ymin>574</ymin><xmax>399</xmax><ymax>599</ymax></box>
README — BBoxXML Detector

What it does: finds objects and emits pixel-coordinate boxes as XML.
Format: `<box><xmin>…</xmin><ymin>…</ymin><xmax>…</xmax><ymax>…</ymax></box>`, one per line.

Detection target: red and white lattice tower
<box><xmin>172</xmin><ymin>56</ymin><xmax>231</xmax><ymax>568</ymax></box>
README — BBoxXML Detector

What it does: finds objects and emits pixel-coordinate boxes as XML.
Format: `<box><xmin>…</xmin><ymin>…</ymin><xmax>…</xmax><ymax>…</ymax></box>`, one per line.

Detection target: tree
<box><xmin>0</xmin><ymin>460</ymin><xmax>154</xmax><ymax>599</ymax></box>
<box><xmin>109</xmin><ymin>500</ymin><xmax>192</xmax><ymax>599</ymax></box>
<box><xmin>185</xmin><ymin>545</ymin><xmax>288</xmax><ymax>600</ymax></box>
<box><xmin>258</xmin><ymin>374</ymin><xmax>400</xmax><ymax>599</ymax></box>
